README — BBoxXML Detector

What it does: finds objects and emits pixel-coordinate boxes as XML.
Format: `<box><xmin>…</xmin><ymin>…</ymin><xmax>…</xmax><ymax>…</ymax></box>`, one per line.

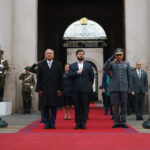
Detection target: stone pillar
<box><xmin>125</xmin><ymin>0</ymin><xmax>150</xmax><ymax>112</ymax></box>
<box><xmin>0</xmin><ymin>0</ymin><xmax>38</xmax><ymax>113</ymax></box>
<box><xmin>12</xmin><ymin>0</ymin><xmax>38</xmax><ymax>112</ymax></box>
<box><xmin>0</xmin><ymin>0</ymin><xmax>16</xmax><ymax>111</ymax></box>
<box><xmin>0</xmin><ymin>0</ymin><xmax>13</xmax><ymax>62</ymax></box>
<box><xmin>125</xmin><ymin>0</ymin><xmax>150</xmax><ymax>68</ymax></box>
<box><xmin>146</xmin><ymin>64</ymin><xmax>150</xmax><ymax>113</ymax></box>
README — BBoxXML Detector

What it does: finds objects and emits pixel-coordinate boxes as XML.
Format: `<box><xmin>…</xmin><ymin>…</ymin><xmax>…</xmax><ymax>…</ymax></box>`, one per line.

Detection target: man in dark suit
<box><xmin>131</xmin><ymin>62</ymin><xmax>148</xmax><ymax>120</ymax></box>
<box><xmin>69</xmin><ymin>49</ymin><xmax>94</xmax><ymax>129</ymax></box>
<box><xmin>36</xmin><ymin>49</ymin><xmax>63</xmax><ymax>129</ymax></box>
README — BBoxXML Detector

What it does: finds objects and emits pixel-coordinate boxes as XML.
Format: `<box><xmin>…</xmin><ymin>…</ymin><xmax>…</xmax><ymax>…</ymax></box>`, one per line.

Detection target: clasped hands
<box><xmin>38</xmin><ymin>90</ymin><xmax>62</xmax><ymax>97</ymax></box>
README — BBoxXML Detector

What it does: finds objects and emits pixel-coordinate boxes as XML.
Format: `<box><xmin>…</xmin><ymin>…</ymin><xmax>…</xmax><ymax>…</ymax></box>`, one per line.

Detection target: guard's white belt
<box><xmin>23</xmin><ymin>83</ymin><xmax>31</xmax><ymax>86</ymax></box>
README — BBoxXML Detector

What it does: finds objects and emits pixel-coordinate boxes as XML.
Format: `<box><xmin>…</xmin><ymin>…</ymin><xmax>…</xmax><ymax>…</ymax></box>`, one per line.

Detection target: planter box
<box><xmin>0</xmin><ymin>102</ymin><xmax>12</xmax><ymax>115</ymax></box>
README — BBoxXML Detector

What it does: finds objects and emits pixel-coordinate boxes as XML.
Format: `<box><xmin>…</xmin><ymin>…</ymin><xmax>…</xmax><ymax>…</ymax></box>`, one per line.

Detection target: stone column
<box><xmin>0</xmin><ymin>0</ymin><xmax>16</xmax><ymax>111</ymax></box>
<box><xmin>125</xmin><ymin>0</ymin><xmax>150</xmax><ymax>68</ymax></box>
<box><xmin>146</xmin><ymin>64</ymin><xmax>150</xmax><ymax>113</ymax></box>
<box><xmin>0</xmin><ymin>0</ymin><xmax>13</xmax><ymax>62</ymax></box>
<box><xmin>125</xmin><ymin>0</ymin><xmax>150</xmax><ymax>112</ymax></box>
<box><xmin>11</xmin><ymin>0</ymin><xmax>38</xmax><ymax>112</ymax></box>
<box><xmin>0</xmin><ymin>0</ymin><xmax>38</xmax><ymax>113</ymax></box>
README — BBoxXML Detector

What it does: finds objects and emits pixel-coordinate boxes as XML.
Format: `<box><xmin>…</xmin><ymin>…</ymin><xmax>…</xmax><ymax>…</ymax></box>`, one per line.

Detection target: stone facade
<box><xmin>0</xmin><ymin>0</ymin><xmax>38</xmax><ymax>113</ymax></box>
<box><xmin>0</xmin><ymin>0</ymin><xmax>150</xmax><ymax>112</ymax></box>
<box><xmin>125</xmin><ymin>0</ymin><xmax>150</xmax><ymax>112</ymax></box>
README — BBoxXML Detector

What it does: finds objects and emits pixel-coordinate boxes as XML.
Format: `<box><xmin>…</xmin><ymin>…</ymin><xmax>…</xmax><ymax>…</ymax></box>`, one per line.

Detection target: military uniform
<box><xmin>19</xmin><ymin>67</ymin><xmax>35</xmax><ymax>113</ymax></box>
<box><xmin>0</xmin><ymin>50</ymin><xmax>9</xmax><ymax>101</ymax></box>
<box><xmin>103</xmin><ymin>48</ymin><xmax>132</xmax><ymax>127</ymax></box>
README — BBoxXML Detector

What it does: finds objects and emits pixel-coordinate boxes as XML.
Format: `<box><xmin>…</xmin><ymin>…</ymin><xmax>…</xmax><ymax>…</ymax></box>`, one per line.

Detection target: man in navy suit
<box><xmin>69</xmin><ymin>49</ymin><xmax>94</xmax><ymax>129</ymax></box>
<box><xmin>131</xmin><ymin>62</ymin><xmax>148</xmax><ymax>120</ymax></box>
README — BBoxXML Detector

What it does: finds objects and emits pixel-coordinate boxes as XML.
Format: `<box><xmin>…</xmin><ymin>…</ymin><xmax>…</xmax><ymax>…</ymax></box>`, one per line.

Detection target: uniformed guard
<box><xmin>19</xmin><ymin>66</ymin><xmax>35</xmax><ymax>114</ymax></box>
<box><xmin>103</xmin><ymin>48</ymin><xmax>132</xmax><ymax>128</ymax></box>
<box><xmin>29</xmin><ymin>60</ymin><xmax>45</xmax><ymax>122</ymax></box>
<box><xmin>0</xmin><ymin>50</ymin><xmax>9</xmax><ymax>102</ymax></box>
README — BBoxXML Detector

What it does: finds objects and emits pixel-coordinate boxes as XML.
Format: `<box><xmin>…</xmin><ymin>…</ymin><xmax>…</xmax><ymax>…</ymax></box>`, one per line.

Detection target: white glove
<box><xmin>23</xmin><ymin>70</ymin><xmax>26</xmax><ymax>74</ymax></box>
<box><xmin>0</xmin><ymin>64</ymin><xmax>4</xmax><ymax>68</ymax></box>
<box><xmin>30</xmin><ymin>86</ymin><xmax>33</xmax><ymax>90</ymax></box>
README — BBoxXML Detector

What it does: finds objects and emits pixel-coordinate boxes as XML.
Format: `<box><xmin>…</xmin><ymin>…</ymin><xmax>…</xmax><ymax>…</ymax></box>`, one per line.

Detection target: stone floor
<box><xmin>0</xmin><ymin>112</ymin><xmax>40</xmax><ymax>133</ymax></box>
<box><xmin>0</xmin><ymin>110</ymin><xmax>150</xmax><ymax>133</ymax></box>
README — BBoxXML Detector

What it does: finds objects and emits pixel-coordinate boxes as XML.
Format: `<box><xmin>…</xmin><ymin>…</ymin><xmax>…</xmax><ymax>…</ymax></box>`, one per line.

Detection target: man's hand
<box><xmin>102</xmin><ymin>88</ymin><xmax>105</xmax><ymax>93</ymax></box>
<box><xmin>109</xmin><ymin>53</ymin><xmax>115</xmax><ymax>61</ymax></box>
<box><xmin>77</xmin><ymin>68</ymin><xmax>83</xmax><ymax>75</ymax></box>
<box><xmin>38</xmin><ymin>91</ymin><xmax>43</xmax><ymax>96</ymax></box>
<box><xmin>131</xmin><ymin>91</ymin><xmax>135</xmax><ymax>96</ymax></box>
<box><xmin>145</xmin><ymin>92</ymin><xmax>148</xmax><ymax>96</ymax></box>
<box><xmin>57</xmin><ymin>90</ymin><xmax>62</xmax><ymax>97</ymax></box>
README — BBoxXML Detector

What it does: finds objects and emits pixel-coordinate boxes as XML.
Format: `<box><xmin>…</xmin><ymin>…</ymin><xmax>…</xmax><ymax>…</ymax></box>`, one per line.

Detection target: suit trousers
<box><xmin>104</xmin><ymin>95</ymin><xmax>110</xmax><ymax>114</ymax></box>
<box><xmin>43</xmin><ymin>106</ymin><xmax>57</xmax><ymax>126</ymax></box>
<box><xmin>73</xmin><ymin>91</ymin><xmax>89</xmax><ymax>125</ymax></box>
<box><xmin>135</xmin><ymin>91</ymin><xmax>145</xmax><ymax>118</ymax></box>
<box><xmin>111</xmin><ymin>92</ymin><xmax>128</xmax><ymax>125</ymax></box>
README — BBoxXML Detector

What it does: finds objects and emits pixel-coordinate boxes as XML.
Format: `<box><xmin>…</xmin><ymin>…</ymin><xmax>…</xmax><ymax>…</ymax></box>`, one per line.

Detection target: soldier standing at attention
<box><xmin>0</xmin><ymin>49</ymin><xmax>9</xmax><ymax>102</ymax></box>
<box><xmin>103</xmin><ymin>48</ymin><xmax>131</xmax><ymax>128</ymax></box>
<box><xmin>19</xmin><ymin>66</ymin><xmax>35</xmax><ymax>114</ymax></box>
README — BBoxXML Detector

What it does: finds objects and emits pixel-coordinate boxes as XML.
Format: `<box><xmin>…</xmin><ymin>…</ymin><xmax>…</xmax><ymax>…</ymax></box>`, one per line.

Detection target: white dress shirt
<box><xmin>47</xmin><ymin>60</ymin><xmax>53</xmax><ymax>69</ymax></box>
<box><xmin>136</xmin><ymin>69</ymin><xmax>141</xmax><ymax>78</ymax></box>
<box><xmin>77</xmin><ymin>61</ymin><xmax>84</xmax><ymax>69</ymax></box>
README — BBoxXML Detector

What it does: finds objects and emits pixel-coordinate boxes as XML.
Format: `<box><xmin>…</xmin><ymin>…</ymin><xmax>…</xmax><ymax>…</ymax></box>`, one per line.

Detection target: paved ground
<box><xmin>0</xmin><ymin>107</ymin><xmax>150</xmax><ymax>133</ymax></box>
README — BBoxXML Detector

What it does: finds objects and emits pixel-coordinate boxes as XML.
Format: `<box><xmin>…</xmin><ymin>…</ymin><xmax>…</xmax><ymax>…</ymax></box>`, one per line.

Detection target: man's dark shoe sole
<box><xmin>112</xmin><ymin>125</ymin><xmax>120</xmax><ymax>128</ymax></box>
<box><xmin>121</xmin><ymin>125</ymin><xmax>128</xmax><ymax>128</ymax></box>
<box><xmin>44</xmin><ymin>125</ymin><xmax>49</xmax><ymax>129</ymax></box>
<box><xmin>74</xmin><ymin>125</ymin><xmax>81</xmax><ymax>129</ymax></box>
<box><xmin>50</xmin><ymin>125</ymin><xmax>56</xmax><ymax>129</ymax></box>
<box><xmin>81</xmin><ymin>125</ymin><xmax>86</xmax><ymax>129</ymax></box>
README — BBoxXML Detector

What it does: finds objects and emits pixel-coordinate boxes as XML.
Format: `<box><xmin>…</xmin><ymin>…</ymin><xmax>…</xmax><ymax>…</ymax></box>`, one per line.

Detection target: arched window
<box><xmin>63</xmin><ymin>20</ymin><xmax>107</xmax><ymax>40</ymax></box>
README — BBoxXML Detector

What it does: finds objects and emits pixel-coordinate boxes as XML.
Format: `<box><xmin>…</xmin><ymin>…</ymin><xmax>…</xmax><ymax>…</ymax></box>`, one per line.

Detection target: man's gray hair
<box><xmin>45</xmin><ymin>49</ymin><xmax>54</xmax><ymax>54</ymax></box>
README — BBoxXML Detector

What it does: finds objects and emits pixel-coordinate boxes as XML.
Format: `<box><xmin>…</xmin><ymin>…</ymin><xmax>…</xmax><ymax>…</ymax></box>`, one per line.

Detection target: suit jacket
<box><xmin>69</xmin><ymin>61</ymin><xmax>94</xmax><ymax>93</ymax></box>
<box><xmin>103</xmin><ymin>60</ymin><xmax>131</xmax><ymax>92</ymax></box>
<box><xmin>36</xmin><ymin>60</ymin><xmax>63</xmax><ymax>106</ymax></box>
<box><xmin>131</xmin><ymin>69</ymin><xmax>148</xmax><ymax>93</ymax></box>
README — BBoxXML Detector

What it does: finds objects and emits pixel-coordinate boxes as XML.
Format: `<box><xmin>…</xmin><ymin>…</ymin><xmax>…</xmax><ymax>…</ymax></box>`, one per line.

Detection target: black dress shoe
<box><xmin>44</xmin><ymin>125</ymin><xmax>49</xmax><ymax>129</ymax></box>
<box><xmin>127</xmin><ymin>113</ymin><xmax>131</xmax><ymax>116</ymax></box>
<box><xmin>50</xmin><ymin>125</ymin><xmax>56</xmax><ymax>129</ymax></box>
<box><xmin>81</xmin><ymin>124</ymin><xmax>86</xmax><ymax>129</ymax></box>
<box><xmin>139</xmin><ymin>117</ymin><xmax>144</xmax><ymax>120</ymax></box>
<box><xmin>112</xmin><ymin>124</ymin><xmax>120</xmax><ymax>128</ymax></box>
<box><xmin>74</xmin><ymin>124</ymin><xmax>81</xmax><ymax>129</ymax></box>
<box><xmin>40</xmin><ymin>120</ymin><xmax>45</xmax><ymax>123</ymax></box>
<box><xmin>111</xmin><ymin>116</ymin><xmax>114</xmax><ymax>120</ymax></box>
<box><xmin>27</xmin><ymin>110</ymin><xmax>31</xmax><ymax>114</ymax></box>
<box><xmin>121</xmin><ymin>124</ymin><xmax>128</xmax><ymax>128</ymax></box>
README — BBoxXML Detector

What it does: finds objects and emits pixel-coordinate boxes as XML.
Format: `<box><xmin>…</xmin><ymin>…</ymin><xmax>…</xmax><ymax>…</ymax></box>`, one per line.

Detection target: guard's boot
<box><xmin>27</xmin><ymin>100</ymin><xmax>31</xmax><ymax>114</ymax></box>
<box><xmin>23</xmin><ymin>101</ymin><xmax>27</xmax><ymax>114</ymax></box>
